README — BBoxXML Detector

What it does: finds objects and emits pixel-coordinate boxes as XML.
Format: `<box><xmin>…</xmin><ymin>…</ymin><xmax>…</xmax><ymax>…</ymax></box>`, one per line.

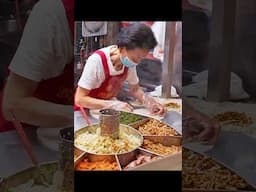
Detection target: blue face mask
<box><xmin>120</xmin><ymin>56</ymin><xmax>138</xmax><ymax>68</ymax></box>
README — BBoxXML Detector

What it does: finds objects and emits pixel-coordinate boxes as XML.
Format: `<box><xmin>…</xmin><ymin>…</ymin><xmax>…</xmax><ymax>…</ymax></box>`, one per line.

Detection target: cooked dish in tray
<box><xmin>75</xmin><ymin>126</ymin><xmax>142</xmax><ymax>154</ymax></box>
<box><xmin>213</xmin><ymin>111</ymin><xmax>253</xmax><ymax>127</ymax></box>
<box><xmin>142</xmin><ymin>139</ymin><xmax>181</xmax><ymax>156</ymax></box>
<box><xmin>182</xmin><ymin>148</ymin><xmax>253</xmax><ymax>190</ymax></box>
<box><xmin>136</xmin><ymin>119</ymin><xmax>179</xmax><ymax>136</ymax></box>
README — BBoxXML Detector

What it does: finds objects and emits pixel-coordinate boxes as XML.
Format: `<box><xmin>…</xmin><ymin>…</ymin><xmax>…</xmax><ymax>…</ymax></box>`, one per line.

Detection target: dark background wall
<box><xmin>182</xmin><ymin>0</ymin><xmax>256</xmax><ymax>98</ymax></box>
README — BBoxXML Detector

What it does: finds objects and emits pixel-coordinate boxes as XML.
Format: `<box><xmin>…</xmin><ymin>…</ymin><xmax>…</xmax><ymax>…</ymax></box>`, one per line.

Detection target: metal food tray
<box><xmin>128</xmin><ymin>117</ymin><xmax>150</xmax><ymax>126</ymax></box>
<box><xmin>130</xmin><ymin>150</ymin><xmax>182</xmax><ymax>171</ymax></box>
<box><xmin>120</xmin><ymin>111</ymin><xmax>149</xmax><ymax>125</ymax></box>
<box><xmin>137</xmin><ymin>135</ymin><xmax>182</xmax><ymax>170</ymax></box>
<box><xmin>130</xmin><ymin>117</ymin><xmax>182</xmax><ymax>145</ymax></box>
<box><xmin>182</xmin><ymin>147</ymin><xmax>256</xmax><ymax>192</ymax></box>
<box><xmin>74</xmin><ymin>124</ymin><xmax>144</xmax><ymax>155</ymax></box>
<box><xmin>74</xmin><ymin>147</ymin><xmax>86</xmax><ymax>166</ymax></box>
<box><xmin>74</xmin><ymin>152</ymin><xmax>122</xmax><ymax>171</ymax></box>
<box><xmin>141</xmin><ymin>134</ymin><xmax>181</xmax><ymax>156</ymax></box>
<box><xmin>74</xmin><ymin>130</ymin><xmax>182</xmax><ymax>171</ymax></box>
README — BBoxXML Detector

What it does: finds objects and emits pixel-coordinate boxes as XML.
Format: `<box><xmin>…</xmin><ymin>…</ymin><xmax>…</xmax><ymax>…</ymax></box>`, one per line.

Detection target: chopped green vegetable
<box><xmin>119</xmin><ymin>112</ymin><xmax>145</xmax><ymax>125</ymax></box>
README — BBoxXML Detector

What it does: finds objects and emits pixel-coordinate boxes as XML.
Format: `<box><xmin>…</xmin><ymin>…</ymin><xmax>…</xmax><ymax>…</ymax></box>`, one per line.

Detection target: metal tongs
<box><xmin>9</xmin><ymin>110</ymin><xmax>49</xmax><ymax>186</ymax></box>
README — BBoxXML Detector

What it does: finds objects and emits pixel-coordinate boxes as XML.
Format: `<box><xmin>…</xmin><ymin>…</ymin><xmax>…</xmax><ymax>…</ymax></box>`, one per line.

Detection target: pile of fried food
<box><xmin>136</xmin><ymin>119</ymin><xmax>179</xmax><ymax>136</ymax></box>
<box><xmin>164</xmin><ymin>102</ymin><xmax>181</xmax><ymax>109</ymax></box>
<box><xmin>213</xmin><ymin>111</ymin><xmax>253</xmax><ymax>126</ymax></box>
<box><xmin>142</xmin><ymin>139</ymin><xmax>181</xmax><ymax>156</ymax></box>
<box><xmin>182</xmin><ymin>148</ymin><xmax>251</xmax><ymax>190</ymax></box>
<box><xmin>124</xmin><ymin>153</ymin><xmax>162</xmax><ymax>169</ymax></box>
<box><xmin>75</xmin><ymin>158</ymin><xmax>119</xmax><ymax>171</ymax></box>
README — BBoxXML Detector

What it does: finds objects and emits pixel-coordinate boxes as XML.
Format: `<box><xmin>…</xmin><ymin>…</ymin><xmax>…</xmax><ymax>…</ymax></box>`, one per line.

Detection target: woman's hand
<box><xmin>107</xmin><ymin>100</ymin><xmax>133</xmax><ymax>112</ymax></box>
<box><xmin>143</xmin><ymin>94</ymin><xmax>166</xmax><ymax>116</ymax></box>
<box><xmin>183</xmin><ymin>110</ymin><xmax>220</xmax><ymax>144</ymax></box>
<box><xmin>148</xmin><ymin>101</ymin><xmax>166</xmax><ymax>116</ymax></box>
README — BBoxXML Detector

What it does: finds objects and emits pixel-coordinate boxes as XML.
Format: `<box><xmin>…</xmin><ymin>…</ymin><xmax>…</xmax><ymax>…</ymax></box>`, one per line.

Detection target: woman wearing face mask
<box><xmin>75</xmin><ymin>23</ymin><xmax>165</xmax><ymax>115</ymax></box>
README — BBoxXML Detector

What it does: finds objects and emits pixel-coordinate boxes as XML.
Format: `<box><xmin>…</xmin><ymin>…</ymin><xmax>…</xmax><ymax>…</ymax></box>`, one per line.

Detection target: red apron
<box><xmin>0</xmin><ymin>0</ymin><xmax>74</xmax><ymax>132</ymax></box>
<box><xmin>74</xmin><ymin>50</ymin><xmax>128</xmax><ymax>110</ymax></box>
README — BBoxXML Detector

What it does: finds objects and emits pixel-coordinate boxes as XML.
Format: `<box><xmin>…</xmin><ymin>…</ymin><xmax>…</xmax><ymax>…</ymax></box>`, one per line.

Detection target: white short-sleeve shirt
<box><xmin>6</xmin><ymin>0</ymin><xmax>73</xmax><ymax>149</ymax></box>
<box><xmin>9</xmin><ymin>0</ymin><xmax>73</xmax><ymax>82</ymax></box>
<box><xmin>78</xmin><ymin>45</ymin><xmax>139</xmax><ymax>90</ymax></box>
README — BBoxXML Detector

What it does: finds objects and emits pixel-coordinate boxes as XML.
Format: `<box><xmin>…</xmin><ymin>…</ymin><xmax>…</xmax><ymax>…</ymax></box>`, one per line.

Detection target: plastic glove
<box><xmin>106</xmin><ymin>100</ymin><xmax>133</xmax><ymax>112</ymax></box>
<box><xmin>142</xmin><ymin>94</ymin><xmax>166</xmax><ymax>116</ymax></box>
<box><xmin>183</xmin><ymin>110</ymin><xmax>220</xmax><ymax>144</ymax></box>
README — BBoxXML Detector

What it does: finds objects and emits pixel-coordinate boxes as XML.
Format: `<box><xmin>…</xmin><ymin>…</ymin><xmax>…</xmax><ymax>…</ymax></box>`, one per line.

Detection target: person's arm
<box><xmin>126</xmin><ymin>66</ymin><xmax>165</xmax><ymax>115</ymax></box>
<box><xmin>2</xmin><ymin>73</ymin><xmax>73</xmax><ymax>128</ymax></box>
<box><xmin>128</xmin><ymin>83</ymin><xmax>144</xmax><ymax>103</ymax></box>
<box><xmin>75</xmin><ymin>86</ymin><xmax>133</xmax><ymax>111</ymax></box>
<box><xmin>75</xmin><ymin>86</ymin><xmax>111</xmax><ymax>109</ymax></box>
<box><xmin>1</xmin><ymin>0</ymin><xmax>74</xmax><ymax>128</ymax></box>
<box><xmin>128</xmin><ymin>83</ymin><xmax>165</xmax><ymax>115</ymax></box>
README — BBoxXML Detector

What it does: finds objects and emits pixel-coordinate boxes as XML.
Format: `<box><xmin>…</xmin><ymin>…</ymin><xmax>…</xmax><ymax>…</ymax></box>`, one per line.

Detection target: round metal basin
<box><xmin>74</xmin><ymin>123</ymin><xmax>143</xmax><ymax>155</ymax></box>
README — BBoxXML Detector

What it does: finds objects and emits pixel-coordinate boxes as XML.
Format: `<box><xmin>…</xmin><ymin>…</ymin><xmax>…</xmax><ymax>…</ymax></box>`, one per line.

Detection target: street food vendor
<box><xmin>75</xmin><ymin>23</ymin><xmax>165</xmax><ymax>116</ymax></box>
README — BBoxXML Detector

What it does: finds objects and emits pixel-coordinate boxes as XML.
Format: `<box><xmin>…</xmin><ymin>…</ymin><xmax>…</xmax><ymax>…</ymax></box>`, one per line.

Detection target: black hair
<box><xmin>117</xmin><ymin>23</ymin><xmax>157</xmax><ymax>50</ymax></box>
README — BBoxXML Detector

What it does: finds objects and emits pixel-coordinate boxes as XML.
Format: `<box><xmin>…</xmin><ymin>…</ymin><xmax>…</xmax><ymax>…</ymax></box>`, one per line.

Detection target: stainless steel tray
<box><xmin>74</xmin><ymin>147</ymin><xmax>181</xmax><ymax>171</ymax></box>
<box><xmin>144</xmin><ymin>135</ymin><xmax>181</xmax><ymax>146</ymax></box>
<box><xmin>128</xmin><ymin>117</ymin><xmax>150</xmax><ymax>127</ymax></box>
<box><xmin>135</xmin><ymin>135</ymin><xmax>182</xmax><ymax>170</ymax></box>
<box><xmin>183</xmin><ymin>147</ymin><xmax>256</xmax><ymax>192</ymax></box>
<box><xmin>133</xmin><ymin>151</ymin><xmax>182</xmax><ymax>171</ymax></box>
<box><xmin>130</xmin><ymin>118</ymin><xmax>182</xmax><ymax>145</ymax></box>
<box><xmin>74</xmin><ymin>152</ymin><xmax>122</xmax><ymax>171</ymax></box>
<box><xmin>74</xmin><ymin>147</ymin><xmax>86</xmax><ymax>167</ymax></box>
<box><xmin>119</xmin><ymin>111</ymin><xmax>149</xmax><ymax>125</ymax></box>
<box><xmin>74</xmin><ymin>134</ymin><xmax>182</xmax><ymax>171</ymax></box>
<box><xmin>205</xmin><ymin>131</ymin><xmax>256</xmax><ymax>189</ymax></box>
<box><xmin>141</xmin><ymin>135</ymin><xmax>182</xmax><ymax>157</ymax></box>
<box><xmin>131</xmin><ymin>116</ymin><xmax>181</xmax><ymax>135</ymax></box>
<box><xmin>117</xmin><ymin>148</ymin><xmax>164</xmax><ymax>170</ymax></box>
<box><xmin>74</xmin><ymin>123</ymin><xmax>144</xmax><ymax>155</ymax></box>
